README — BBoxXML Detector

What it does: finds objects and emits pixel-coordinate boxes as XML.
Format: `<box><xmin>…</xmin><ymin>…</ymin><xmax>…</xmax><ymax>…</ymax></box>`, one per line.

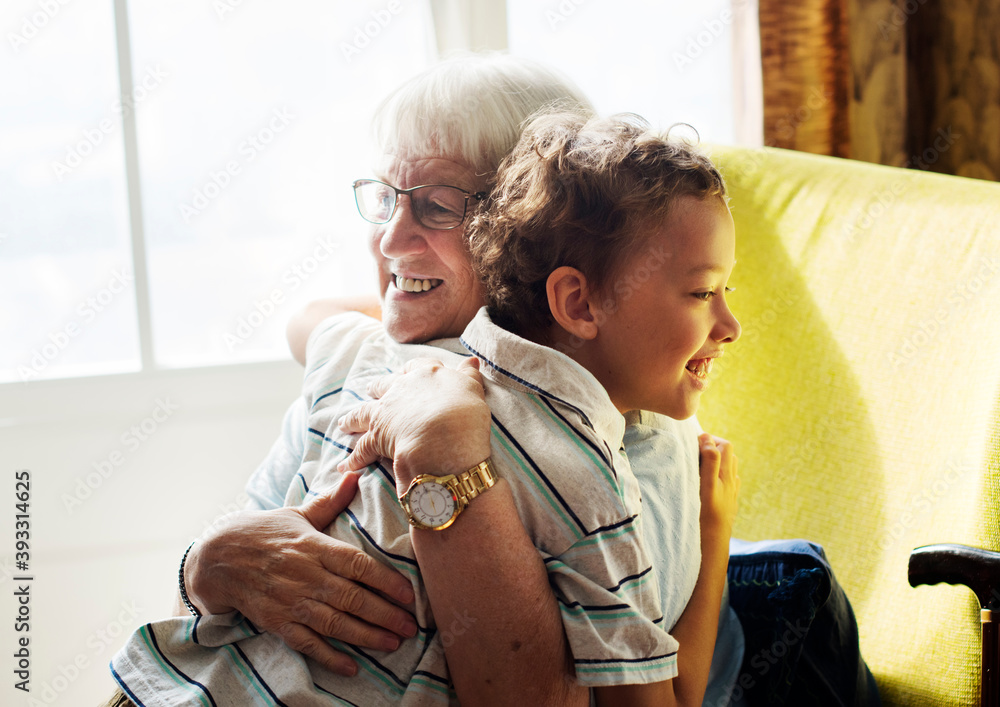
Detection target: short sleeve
<box><xmin>546</xmin><ymin>517</ymin><xmax>680</xmax><ymax>686</ymax></box>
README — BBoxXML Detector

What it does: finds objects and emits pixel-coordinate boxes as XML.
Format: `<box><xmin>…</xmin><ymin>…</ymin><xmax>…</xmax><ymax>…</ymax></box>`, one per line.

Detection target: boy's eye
<box><xmin>693</xmin><ymin>287</ymin><xmax>734</xmax><ymax>301</ymax></box>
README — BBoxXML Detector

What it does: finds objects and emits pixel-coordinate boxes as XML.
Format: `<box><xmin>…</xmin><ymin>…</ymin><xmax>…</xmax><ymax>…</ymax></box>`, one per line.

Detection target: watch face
<box><xmin>408</xmin><ymin>480</ymin><xmax>458</xmax><ymax>529</ymax></box>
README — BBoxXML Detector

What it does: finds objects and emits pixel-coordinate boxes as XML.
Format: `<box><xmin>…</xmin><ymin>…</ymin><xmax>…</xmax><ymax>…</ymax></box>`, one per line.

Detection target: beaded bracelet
<box><xmin>178</xmin><ymin>540</ymin><xmax>202</xmax><ymax>617</ymax></box>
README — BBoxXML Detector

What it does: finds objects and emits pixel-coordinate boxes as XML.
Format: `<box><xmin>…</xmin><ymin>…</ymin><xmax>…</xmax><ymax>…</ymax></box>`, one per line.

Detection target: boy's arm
<box><xmin>286</xmin><ymin>295</ymin><xmax>381</xmax><ymax>364</ymax></box>
<box><xmin>594</xmin><ymin>433</ymin><xmax>739</xmax><ymax>707</ymax></box>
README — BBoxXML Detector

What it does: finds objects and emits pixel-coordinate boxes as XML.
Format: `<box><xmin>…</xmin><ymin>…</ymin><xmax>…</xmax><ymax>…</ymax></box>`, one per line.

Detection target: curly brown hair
<box><xmin>467</xmin><ymin>112</ymin><xmax>727</xmax><ymax>341</ymax></box>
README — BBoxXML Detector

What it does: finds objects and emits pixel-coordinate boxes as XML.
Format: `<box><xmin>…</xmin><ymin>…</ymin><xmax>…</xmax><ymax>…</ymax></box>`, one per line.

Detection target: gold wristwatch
<box><xmin>399</xmin><ymin>459</ymin><xmax>497</xmax><ymax>531</ymax></box>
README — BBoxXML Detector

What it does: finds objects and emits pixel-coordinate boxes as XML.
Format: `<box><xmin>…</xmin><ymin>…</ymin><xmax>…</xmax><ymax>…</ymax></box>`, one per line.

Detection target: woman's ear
<box><xmin>546</xmin><ymin>266</ymin><xmax>600</xmax><ymax>341</ymax></box>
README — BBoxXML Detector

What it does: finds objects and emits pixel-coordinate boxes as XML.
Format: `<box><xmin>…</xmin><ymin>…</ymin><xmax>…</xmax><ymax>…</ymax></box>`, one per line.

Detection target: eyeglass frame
<box><xmin>352</xmin><ymin>179</ymin><xmax>487</xmax><ymax>231</ymax></box>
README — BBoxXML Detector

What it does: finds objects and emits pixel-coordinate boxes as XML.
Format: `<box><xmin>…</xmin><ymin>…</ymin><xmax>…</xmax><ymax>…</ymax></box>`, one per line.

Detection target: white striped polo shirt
<box><xmin>111</xmin><ymin>308</ymin><xmax>678</xmax><ymax>706</ymax></box>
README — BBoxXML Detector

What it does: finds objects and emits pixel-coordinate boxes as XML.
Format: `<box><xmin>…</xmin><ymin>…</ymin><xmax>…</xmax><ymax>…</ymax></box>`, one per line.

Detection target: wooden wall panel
<box><xmin>759</xmin><ymin>0</ymin><xmax>851</xmax><ymax>157</ymax></box>
<box><xmin>908</xmin><ymin>0</ymin><xmax>1000</xmax><ymax>181</ymax></box>
<box><xmin>848</xmin><ymin>0</ymin><xmax>909</xmax><ymax>167</ymax></box>
<box><xmin>759</xmin><ymin>0</ymin><xmax>998</xmax><ymax>182</ymax></box>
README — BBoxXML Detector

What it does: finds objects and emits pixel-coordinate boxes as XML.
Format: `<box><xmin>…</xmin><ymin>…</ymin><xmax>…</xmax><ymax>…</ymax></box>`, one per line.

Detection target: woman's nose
<box><xmin>377</xmin><ymin>196</ymin><xmax>429</xmax><ymax>259</ymax></box>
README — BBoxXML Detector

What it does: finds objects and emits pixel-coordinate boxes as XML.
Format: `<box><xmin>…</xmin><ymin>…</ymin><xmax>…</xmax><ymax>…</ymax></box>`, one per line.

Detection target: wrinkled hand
<box><xmin>697</xmin><ymin>433</ymin><xmax>740</xmax><ymax>542</ymax></box>
<box><xmin>185</xmin><ymin>472</ymin><xmax>417</xmax><ymax>676</ymax></box>
<box><xmin>337</xmin><ymin>357</ymin><xmax>492</xmax><ymax>494</ymax></box>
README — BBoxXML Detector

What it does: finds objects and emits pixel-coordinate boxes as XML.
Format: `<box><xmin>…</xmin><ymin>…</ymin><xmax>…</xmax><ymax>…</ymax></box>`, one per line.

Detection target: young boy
<box><xmin>110</xmin><ymin>113</ymin><xmax>740</xmax><ymax>706</ymax></box>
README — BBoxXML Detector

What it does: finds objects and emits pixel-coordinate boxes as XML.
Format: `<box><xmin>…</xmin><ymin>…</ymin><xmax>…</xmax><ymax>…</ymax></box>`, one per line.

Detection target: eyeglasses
<box><xmin>352</xmin><ymin>179</ymin><xmax>487</xmax><ymax>231</ymax></box>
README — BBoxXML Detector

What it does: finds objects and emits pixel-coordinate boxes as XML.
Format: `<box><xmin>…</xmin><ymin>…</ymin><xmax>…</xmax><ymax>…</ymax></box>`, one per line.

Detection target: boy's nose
<box><xmin>715</xmin><ymin>304</ymin><xmax>741</xmax><ymax>343</ymax></box>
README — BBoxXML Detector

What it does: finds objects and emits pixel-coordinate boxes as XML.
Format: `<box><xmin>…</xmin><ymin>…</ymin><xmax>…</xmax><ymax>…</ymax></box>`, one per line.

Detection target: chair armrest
<box><xmin>908</xmin><ymin>543</ymin><xmax>1000</xmax><ymax>610</ymax></box>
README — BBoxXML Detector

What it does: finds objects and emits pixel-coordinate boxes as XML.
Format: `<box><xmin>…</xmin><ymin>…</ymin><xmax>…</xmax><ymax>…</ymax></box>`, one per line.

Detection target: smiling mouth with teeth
<box><xmin>394</xmin><ymin>275</ymin><xmax>443</xmax><ymax>293</ymax></box>
<box><xmin>685</xmin><ymin>358</ymin><xmax>713</xmax><ymax>379</ymax></box>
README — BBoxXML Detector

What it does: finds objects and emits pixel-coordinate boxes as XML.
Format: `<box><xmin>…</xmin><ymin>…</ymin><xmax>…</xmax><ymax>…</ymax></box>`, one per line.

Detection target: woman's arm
<box><xmin>174</xmin><ymin>395</ymin><xmax>417</xmax><ymax>676</ymax></box>
<box><xmin>593</xmin><ymin>433</ymin><xmax>739</xmax><ymax>707</ymax></box>
<box><xmin>286</xmin><ymin>295</ymin><xmax>381</xmax><ymax>365</ymax></box>
<box><xmin>338</xmin><ymin>358</ymin><xmax>589</xmax><ymax>706</ymax></box>
<box><xmin>415</xmin><ymin>480</ymin><xmax>585</xmax><ymax>705</ymax></box>
<box><xmin>176</xmin><ymin>473</ymin><xmax>418</xmax><ymax>676</ymax></box>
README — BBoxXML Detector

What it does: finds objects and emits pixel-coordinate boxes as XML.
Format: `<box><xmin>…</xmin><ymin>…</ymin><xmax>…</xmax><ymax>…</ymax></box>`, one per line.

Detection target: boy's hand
<box><xmin>337</xmin><ymin>357</ymin><xmax>492</xmax><ymax>495</ymax></box>
<box><xmin>697</xmin><ymin>433</ymin><xmax>740</xmax><ymax>541</ymax></box>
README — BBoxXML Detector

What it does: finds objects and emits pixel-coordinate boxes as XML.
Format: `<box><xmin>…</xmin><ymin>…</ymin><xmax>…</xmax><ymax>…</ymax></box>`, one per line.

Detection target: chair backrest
<box><xmin>700</xmin><ymin>145</ymin><xmax>1000</xmax><ymax>706</ymax></box>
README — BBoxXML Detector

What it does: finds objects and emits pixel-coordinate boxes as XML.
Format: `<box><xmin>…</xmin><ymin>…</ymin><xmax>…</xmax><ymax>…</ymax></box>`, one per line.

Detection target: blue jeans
<box><xmin>726</xmin><ymin>539</ymin><xmax>881</xmax><ymax>707</ymax></box>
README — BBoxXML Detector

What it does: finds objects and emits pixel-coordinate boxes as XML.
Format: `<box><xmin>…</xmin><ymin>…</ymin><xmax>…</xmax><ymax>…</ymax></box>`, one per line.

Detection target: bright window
<box><xmin>128</xmin><ymin>0</ymin><xmax>434</xmax><ymax>367</ymax></box>
<box><xmin>507</xmin><ymin>0</ymin><xmax>737</xmax><ymax>141</ymax></box>
<box><xmin>2</xmin><ymin>0</ymin><xmax>139</xmax><ymax>382</ymax></box>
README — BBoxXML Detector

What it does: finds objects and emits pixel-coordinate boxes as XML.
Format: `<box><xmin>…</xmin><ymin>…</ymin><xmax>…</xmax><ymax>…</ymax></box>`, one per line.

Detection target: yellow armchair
<box><xmin>701</xmin><ymin>145</ymin><xmax>1000</xmax><ymax>706</ymax></box>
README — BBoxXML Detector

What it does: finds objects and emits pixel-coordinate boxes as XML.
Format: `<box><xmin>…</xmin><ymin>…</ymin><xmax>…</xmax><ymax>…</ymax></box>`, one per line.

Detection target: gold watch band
<box><xmin>448</xmin><ymin>459</ymin><xmax>497</xmax><ymax>509</ymax></box>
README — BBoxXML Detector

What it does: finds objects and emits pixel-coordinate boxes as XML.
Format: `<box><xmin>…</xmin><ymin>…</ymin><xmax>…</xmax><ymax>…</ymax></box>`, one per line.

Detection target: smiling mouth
<box><xmin>685</xmin><ymin>358</ymin><xmax>714</xmax><ymax>379</ymax></box>
<box><xmin>394</xmin><ymin>275</ymin><xmax>443</xmax><ymax>293</ymax></box>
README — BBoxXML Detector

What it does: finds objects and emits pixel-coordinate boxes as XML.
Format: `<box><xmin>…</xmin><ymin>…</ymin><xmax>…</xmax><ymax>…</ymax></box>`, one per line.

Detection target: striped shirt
<box><xmin>111</xmin><ymin>309</ymin><xmax>678</xmax><ymax>706</ymax></box>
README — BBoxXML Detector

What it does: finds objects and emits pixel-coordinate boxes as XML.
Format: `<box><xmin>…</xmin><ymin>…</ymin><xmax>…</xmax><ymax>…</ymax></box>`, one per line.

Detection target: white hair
<box><xmin>371</xmin><ymin>53</ymin><xmax>594</xmax><ymax>178</ymax></box>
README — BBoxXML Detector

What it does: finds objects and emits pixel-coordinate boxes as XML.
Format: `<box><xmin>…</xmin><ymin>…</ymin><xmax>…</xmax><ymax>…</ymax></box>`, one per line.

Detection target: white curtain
<box><xmin>429</xmin><ymin>0</ymin><xmax>508</xmax><ymax>55</ymax></box>
<box><xmin>732</xmin><ymin>0</ymin><xmax>764</xmax><ymax>146</ymax></box>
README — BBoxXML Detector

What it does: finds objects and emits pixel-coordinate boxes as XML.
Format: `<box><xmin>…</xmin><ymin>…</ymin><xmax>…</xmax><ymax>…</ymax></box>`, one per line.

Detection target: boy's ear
<box><xmin>546</xmin><ymin>266</ymin><xmax>600</xmax><ymax>341</ymax></box>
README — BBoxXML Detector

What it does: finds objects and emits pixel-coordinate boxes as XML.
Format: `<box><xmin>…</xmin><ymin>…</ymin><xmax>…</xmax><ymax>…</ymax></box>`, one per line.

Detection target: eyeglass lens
<box><xmin>356</xmin><ymin>181</ymin><xmax>469</xmax><ymax>230</ymax></box>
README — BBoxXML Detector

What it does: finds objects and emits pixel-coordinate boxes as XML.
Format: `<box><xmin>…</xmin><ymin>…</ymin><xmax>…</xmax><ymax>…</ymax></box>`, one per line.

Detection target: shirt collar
<box><xmin>460</xmin><ymin>307</ymin><xmax>626</xmax><ymax>449</ymax></box>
